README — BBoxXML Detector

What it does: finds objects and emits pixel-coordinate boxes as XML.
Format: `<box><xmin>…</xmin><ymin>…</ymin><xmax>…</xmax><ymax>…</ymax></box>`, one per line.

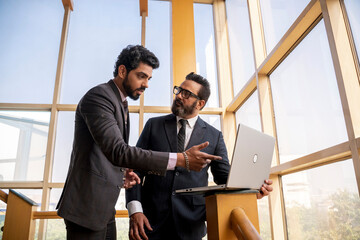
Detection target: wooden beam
<box><xmin>270</xmin><ymin>141</ymin><xmax>351</xmax><ymax>175</ymax></box>
<box><xmin>172</xmin><ymin>0</ymin><xmax>196</xmax><ymax>87</ymax></box>
<box><xmin>61</xmin><ymin>0</ymin><xmax>73</xmax><ymax>11</ymax></box>
<box><xmin>140</xmin><ymin>0</ymin><xmax>148</xmax><ymax>17</ymax></box>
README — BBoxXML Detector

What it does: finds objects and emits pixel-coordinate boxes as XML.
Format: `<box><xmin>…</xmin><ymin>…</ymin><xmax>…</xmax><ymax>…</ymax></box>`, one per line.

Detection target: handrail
<box><xmin>231</xmin><ymin>208</ymin><xmax>262</xmax><ymax>240</ymax></box>
<box><xmin>0</xmin><ymin>189</ymin><xmax>8</xmax><ymax>203</ymax></box>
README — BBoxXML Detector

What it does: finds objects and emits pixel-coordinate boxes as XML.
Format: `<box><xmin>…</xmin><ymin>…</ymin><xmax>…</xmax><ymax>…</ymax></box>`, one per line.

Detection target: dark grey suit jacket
<box><xmin>126</xmin><ymin>114</ymin><xmax>230</xmax><ymax>239</ymax></box>
<box><xmin>57</xmin><ymin>80</ymin><xmax>169</xmax><ymax>231</ymax></box>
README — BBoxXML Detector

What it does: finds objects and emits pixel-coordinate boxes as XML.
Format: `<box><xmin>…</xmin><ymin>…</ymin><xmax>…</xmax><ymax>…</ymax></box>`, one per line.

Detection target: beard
<box><xmin>122</xmin><ymin>75</ymin><xmax>146</xmax><ymax>100</ymax></box>
<box><xmin>171</xmin><ymin>98</ymin><xmax>198</xmax><ymax>118</ymax></box>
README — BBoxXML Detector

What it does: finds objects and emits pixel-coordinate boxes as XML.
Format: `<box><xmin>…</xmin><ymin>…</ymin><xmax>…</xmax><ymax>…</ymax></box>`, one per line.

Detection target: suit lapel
<box><xmin>108</xmin><ymin>80</ymin><xmax>129</xmax><ymax>143</ymax></box>
<box><xmin>186</xmin><ymin>117</ymin><xmax>206</xmax><ymax>150</ymax></box>
<box><xmin>164</xmin><ymin>114</ymin><xmax>178</xmax><ymax>152</ymax></box>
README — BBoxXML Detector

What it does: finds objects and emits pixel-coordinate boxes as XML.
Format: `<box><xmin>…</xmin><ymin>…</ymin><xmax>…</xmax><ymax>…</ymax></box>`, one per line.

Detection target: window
<box><xmin>61</xmin><ymin>0</ymin><xmax>141</xmax><ymax>105</ymax></box>
<box><xmin>344</xmin><ymin>0</ymin><xmax>360</xmax><ymax>61</ymax></box>
<box><xmin>0</xmin><ymin>111</ymin><xmax>50</xmax><ymax>181</ymax></box>
<box><xmin>260</xmin><ymin>0</ymin><xmax>309</xmax><ymax>54</ymax></box>
<box><xmin>282</xmin><ymin>159</ymin><xmax>359</xmax><ymax>239</ymax></box>
<box><xmin>226</xmin><ymin>0</ymin><xmax>255</xmax><ymax>95</ymax></box>
<box><xmin>194</xmin><ymin>3</ymin><xmax>219</xmax><ymax>108</ymax></box>
<box><xmin>270</xmin><ymin>21</ymin><xmax>347</xmax><ymax>163</ymax></box>
<box><xmin>145</xmin><ymin>0</ymin><xmax>171</xmax><ymax>106</ymax></box>
<box><xmin>0</xmin><ymin>0</ymin><xmax>63</xmax><ymax>103</ymax></box>
<box><xmin>235</xmin><ymin>91</ymin><xmax>262</xmax><ymax>132</ymax></box>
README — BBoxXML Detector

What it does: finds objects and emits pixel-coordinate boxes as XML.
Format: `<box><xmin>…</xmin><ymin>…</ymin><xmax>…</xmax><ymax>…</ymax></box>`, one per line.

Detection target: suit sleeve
<box><xmin>125</xmin><ymin>119</ymin><xmax>153</xmax><ymax>205</ymax></box>
<box><xmin>210</xmin><ymin>131</ymin><xmax>230</xmax><ymax>184</ymax></box>
<box><xmin>79</xmin><ymin>87</ymin><xmax>168</xmax><ymax>175</ymax></box>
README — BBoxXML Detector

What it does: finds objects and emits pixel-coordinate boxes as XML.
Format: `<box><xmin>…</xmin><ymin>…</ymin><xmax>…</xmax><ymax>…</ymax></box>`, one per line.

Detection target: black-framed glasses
<box><xmin>173</xmin><ymin>86</ymin><xmax>200</xmax><ymax>100</ymax></box>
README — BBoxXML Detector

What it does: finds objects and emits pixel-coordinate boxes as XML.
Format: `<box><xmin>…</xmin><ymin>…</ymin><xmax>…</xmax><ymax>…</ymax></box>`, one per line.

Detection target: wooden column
<box><xmin>172</xmin><ymin>0</ymin><xmax>196</xmax><ymax>87</ymax></box>
<box><xmin>3</xmin><ymin>190</ymin><xmax>38</xmax><ymax>240</ymax></box>
<box><xmin>205</xmin><ymin>192</ymin><xmax>259</xmax><ymax>240</ymax></box>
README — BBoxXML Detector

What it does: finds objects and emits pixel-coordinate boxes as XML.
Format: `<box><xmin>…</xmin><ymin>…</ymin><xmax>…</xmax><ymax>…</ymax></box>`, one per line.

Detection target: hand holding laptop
<box><xmin>257</xmin><ymin>179</ymin><xmax>273</xmax><ymax>199</ymax></box>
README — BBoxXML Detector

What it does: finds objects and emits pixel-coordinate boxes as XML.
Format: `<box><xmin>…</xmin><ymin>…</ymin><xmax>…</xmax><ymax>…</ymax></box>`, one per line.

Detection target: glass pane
<box><xmin>283</xmin><ymin>159</ymin><xmax>359</xmax><ymax>239</ymax></box>
<box><xmin>0</xmin><ymin>111</ymin><xmax>50</xmax><ymax>181</ymax></box>
<box><xmin>344</xmin><ymin>0</ymin><xmax>360</xmax><ymax>60</ymax></box>
<box><xmin>235</xmin><ymin>90</ymin><xmax>262</xmax><ymax>132</ymax></box>
<box><xmin>226</xmin><ymin>0</ymin><xmax>255</xmax><ymax>95</ymax></box>
<box><xmin>270</xmin><ymin>21</ymin><xmax>347</xmax><ymax>163</ymax></box>
<box><xmin>46</xmin><ymin>219</ymin><xmax>66</xmax><ymax>239</ymax></box>
<box><xmin>52</xmin><ymin>112</ymin><xmax>75</xmax><ymax>182</ymax></box>
<box><xmin>145</xmin><ymin>0</ymin><xmax>171</xmax><ymax>106</ymax></box>
<box><xmin>258</xmin><ymin>198</ymin><xmax>271</xmax><ymax>240</ymax></box>
<box><xmin>61</xmin><ymin>0</ymin><xmax>141</xmax><ymax>105</ymax></box>
<box><xmin>0</xmin><ymin>0</ymin><xmax>62</xmax><ymax>104</ymax></box>
<box><xmin>199</xmin><ymin>114</ymin><xmax>221</xmax><ymax>131</ymax></box>
<box><xmin>260</xmin><ymin>0</ymin><xmax>309</xmax><ymax>54</ymax></box>
<box><xmin>49</xmin><ymin>188</ymin><xmax>62</xmax><ymax>211</ymax></box>
<box><xmin>116</xmin><ymin>218</ymin><xmax>129</xmax><ymax>239</ymax></box>
<box><xmin>194</xmin><ymin>3</ymin><xmax>219</xmax><ymax>108</ymax></box>
<box><xmin>129</xmin><ymin>113</ymin><xmax>139</xmax><ymax>147</ymax></box>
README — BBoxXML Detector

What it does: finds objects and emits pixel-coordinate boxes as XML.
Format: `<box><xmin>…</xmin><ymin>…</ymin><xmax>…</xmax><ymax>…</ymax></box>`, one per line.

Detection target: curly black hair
<box><xmin>113</xmin><ymin>45</ymin><xmax>159</xmax><ymax>77</ymax></box>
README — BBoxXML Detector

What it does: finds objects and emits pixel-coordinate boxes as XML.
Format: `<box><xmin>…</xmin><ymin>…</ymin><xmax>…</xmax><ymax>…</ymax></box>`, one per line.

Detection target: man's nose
<box><xmin>142</xmin><ymin>79</ymin><xmax>149</xmax><ymax>88</ymax></box>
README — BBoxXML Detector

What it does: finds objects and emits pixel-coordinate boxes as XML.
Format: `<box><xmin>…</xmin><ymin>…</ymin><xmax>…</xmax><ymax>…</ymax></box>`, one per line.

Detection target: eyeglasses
<box><xmin>173</xmin><ymin>86</ymin><xmax>200</xmax><ymax>100</ymax></box>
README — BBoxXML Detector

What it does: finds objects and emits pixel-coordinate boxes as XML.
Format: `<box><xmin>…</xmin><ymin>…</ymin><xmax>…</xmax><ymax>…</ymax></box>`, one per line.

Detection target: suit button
<box><xmin>172</xmin><ymin>191</ymin><xmax>175</xmax><ymax>196</ymax></box>
<box><xmin>175</xmin><ymin>172</ymin><xmax>179</xmax><ymax>176</ymax></box>
<box><xmin>120</xmin><ymin>168</ymin><xmax>125</xmax><ymax>172</ymax></box>
<box><xmin>117</xmin><ymin>185</ymin><xmax>121</xmax><ymax>190</ymax></box>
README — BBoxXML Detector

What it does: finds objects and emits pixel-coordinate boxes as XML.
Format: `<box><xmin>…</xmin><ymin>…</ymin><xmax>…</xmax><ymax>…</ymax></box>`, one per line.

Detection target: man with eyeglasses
<box><xmin>126</xmin><ymin>72</ymin><xmax>273</xmax><ymax>240</ymax></box>
<box><xmin>56</xmin><ymin>46</ymin><xmax>222</xmax><ymax>240</ymax></box>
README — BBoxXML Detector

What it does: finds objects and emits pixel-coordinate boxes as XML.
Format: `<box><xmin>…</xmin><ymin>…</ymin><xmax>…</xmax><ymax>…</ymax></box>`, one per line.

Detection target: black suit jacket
<box><xmin>57</xmin><ymin>80</ymin><xmax>169</xmax><ymax>231</ymax></box>
<box><xmin>126</xmin><ymin>114</ymin><xmax>230</xmax><ymax>239</ymax></box>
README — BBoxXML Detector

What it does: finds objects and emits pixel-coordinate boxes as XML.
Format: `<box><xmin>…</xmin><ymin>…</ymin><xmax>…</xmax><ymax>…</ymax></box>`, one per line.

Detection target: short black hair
<box><xmin>113</xmin><ymin>45</ymin><xmax>159</xmax><ymax>77</ymax></box>
<box><xmin>185</xmin><ymin>72</ymin><xmax>211</xmax><ymax>106</ymax></box>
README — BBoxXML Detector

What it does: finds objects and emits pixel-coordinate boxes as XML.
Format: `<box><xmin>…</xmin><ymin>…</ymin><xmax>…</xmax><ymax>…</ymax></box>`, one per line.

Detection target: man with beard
<box><xmin>125</xmin><ymin>72</ymin><xmax>273</xmax><ymax>240</ymax></box>
<box><xmin>57</xmin><ymin>46</ymin><xmax>222</xmax><ymax>240</ymax></box>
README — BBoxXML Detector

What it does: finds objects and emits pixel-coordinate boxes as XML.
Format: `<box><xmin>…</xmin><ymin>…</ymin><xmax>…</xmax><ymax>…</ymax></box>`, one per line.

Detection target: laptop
<box><xmin>176</xmin><ymin>124</ymin><xmax>275</xmax><ymax>194</ymax></box>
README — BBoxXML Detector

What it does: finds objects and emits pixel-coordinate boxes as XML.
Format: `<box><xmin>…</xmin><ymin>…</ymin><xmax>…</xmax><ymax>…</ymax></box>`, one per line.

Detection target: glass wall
<box><xmin>61</xmin><ymin>0</ymin><xmax>141</xmax><ymax>105</ymax></box>
<box><xmin>259</xmin><ymin>0</ymin><xmax>310</xmax><ymax>54</ymax></box>
<box><xmin>0</xmin><ymin>0</ymin><xmax>63</xmax><ymax>104</ymax></box>
<box><xmin>145</xmin><ymin>0</ymin><xmax>171</xmax><ymax>106</ymax></box>
<box><xmin>344</xmin><ymin>0</ymin><xmax>360</xmax><ymax>61</ymax></box>
<box><xmin>225</xmin><ymin>0</ymin><xmax>255</xmax><ymax>96</ymax></box>
<box><xmin>283</xmin><ymin>159</ymin><xmax>359</xmax><ymax>239</ymax></box>
<box><xmin>194</xmin><ymin>3</ymin><xmax>219</xmax><ymax>108</ymax></box>
<box><xmin>0</xmin><ymin>111</ymin><xmax>50</xmax><ymax>181</ymax></box>
<box><xmin>270</xmin><ymin>20</ymin><xmax>347</xmax><ymax>163</ymax></box>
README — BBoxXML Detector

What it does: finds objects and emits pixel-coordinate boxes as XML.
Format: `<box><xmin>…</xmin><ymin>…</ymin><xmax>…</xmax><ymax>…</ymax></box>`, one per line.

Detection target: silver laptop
<box><xmin>176</xmin><ymin>124</ymin><xmax>275</xmax><ymax>194</ymax></box>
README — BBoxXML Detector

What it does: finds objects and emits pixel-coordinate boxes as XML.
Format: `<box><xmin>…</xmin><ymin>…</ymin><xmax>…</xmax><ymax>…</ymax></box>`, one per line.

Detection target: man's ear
<box><xmin>118</xmin><ymin>65</ymin><xmax>127</xmax><ymax>79</ymax></box>
<box><xmin>198</xmin><ymin>99</ymin><xmax>206</xmax><ymax>110</ymax></box>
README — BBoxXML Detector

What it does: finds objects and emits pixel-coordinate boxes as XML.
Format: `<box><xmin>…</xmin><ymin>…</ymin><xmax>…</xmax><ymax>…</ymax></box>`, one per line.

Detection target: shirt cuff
<box><xmin>167</xmin><ymin>153</ymin><xmax>177</xmax><ymax>170</ymax></box>
<box><xmin>127</xmin><ymin>200</ymin><xmax>143</xmax><ymax>216</ymax></box>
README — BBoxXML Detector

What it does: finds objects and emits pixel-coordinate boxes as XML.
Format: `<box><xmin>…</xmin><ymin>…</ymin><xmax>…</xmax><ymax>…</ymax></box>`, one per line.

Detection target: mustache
<box><xmin>174</xmin><ymin>99</ymin><xmax>183</xmax><ymax>106</ymax></box>
<box><xmin>135</xmin><ymin>87</ymin><xmax>146</xmax><ymax>92</ymax></box>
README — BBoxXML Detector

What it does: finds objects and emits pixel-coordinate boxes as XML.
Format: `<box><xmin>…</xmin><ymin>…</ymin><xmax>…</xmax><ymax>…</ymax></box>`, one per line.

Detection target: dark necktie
<box><xmin>177</xmin><ymin>119</ymin><xmax>187</xmax><ymax>152</ymax></box>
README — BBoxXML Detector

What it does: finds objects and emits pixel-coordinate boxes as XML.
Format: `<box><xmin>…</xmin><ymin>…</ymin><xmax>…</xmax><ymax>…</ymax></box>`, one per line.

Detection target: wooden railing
<box><xmin>231</xmin><ymin>208</ymin><xmax>262</xmax><ymax>240</ymax></box>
